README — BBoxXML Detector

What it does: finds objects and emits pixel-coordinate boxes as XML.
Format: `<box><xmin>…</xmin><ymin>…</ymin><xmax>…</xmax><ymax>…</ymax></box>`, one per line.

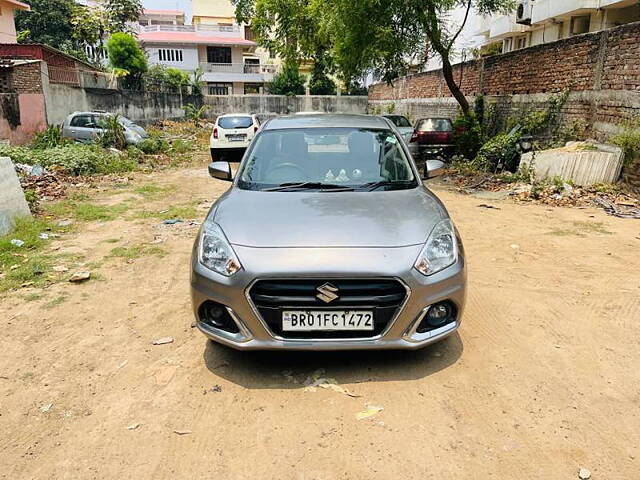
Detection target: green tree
<box><xmin>103</xmin><ymin>0</ymin><xmax>143</xmax><ymax>32</ymax></box>
<box><xmin>325</xmin><ymin>0</ymin><xmax>513</xmax><ymax>116</ymax></box>
<box><xmin>269</xmin><ymin>61</ymin><xmax>305</xmax><ymax>95</ymax></box>
<box><xmin>106</xmin><ymin>33</ymin><xmax>147</xmax><ymax>88</ymax></box>
<box><xmin>308</xmin><ymin>50</ymin><xmax>336</xmax><ymax>95</ymax></box>
<box><xmin>15</xmin><ymin>0</ymin><xmax>80</xmax><ymax>53</ymax></box>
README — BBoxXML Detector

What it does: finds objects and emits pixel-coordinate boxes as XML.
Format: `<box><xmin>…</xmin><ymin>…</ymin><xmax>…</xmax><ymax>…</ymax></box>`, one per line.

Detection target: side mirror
<box><xmin>208</xmin><ymin>161</ymin><xmax>232</xmax><ymax>181</ymax></box>
<box><xmin>424</xmin><ymin>160</ymin><xmax>445</xmax><ymax>179</ymax></box>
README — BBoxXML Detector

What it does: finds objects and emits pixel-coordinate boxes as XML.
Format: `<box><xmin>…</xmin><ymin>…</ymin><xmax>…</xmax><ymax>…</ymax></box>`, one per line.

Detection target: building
<box><xmin>138</xmin><ymin>4</ymin><xmax>278</xmax><ymax>95</ymax></box>
<box><xmin>0</xmin><ymin>0</ymin><xmax>30</xmax><ymax>43</ymax></box>
<box><xmin>476</xmin><ymin>0</ymin><xmax>640</xmax><ymax>53</ymax></box>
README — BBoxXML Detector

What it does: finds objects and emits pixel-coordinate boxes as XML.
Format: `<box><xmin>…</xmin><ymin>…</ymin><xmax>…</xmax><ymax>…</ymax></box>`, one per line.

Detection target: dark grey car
<box><xmin>191</xmin><ymin>114</ymin><xmax>466</xmax><ymax>350</ymax></box>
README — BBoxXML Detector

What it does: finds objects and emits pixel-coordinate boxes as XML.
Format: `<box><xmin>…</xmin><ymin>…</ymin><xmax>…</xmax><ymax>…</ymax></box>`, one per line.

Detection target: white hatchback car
<box><xmin>210</xmin><ymin>114</ymin><xmax>260</xmax><ymax>161</ymax></box>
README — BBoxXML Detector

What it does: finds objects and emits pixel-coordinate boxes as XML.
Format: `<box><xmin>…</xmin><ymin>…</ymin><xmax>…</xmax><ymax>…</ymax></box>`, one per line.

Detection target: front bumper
<box><xmin>190</xmin><ymin>244</ymin><xmax>466</xmax><ymax>351</ymax></box>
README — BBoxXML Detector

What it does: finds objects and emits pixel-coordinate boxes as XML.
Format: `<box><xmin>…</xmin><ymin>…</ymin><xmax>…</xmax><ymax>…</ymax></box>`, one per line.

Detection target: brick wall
<box><xmin>370</xmin><ymin>21</ymin><xmax>640</xmax><ymax>100</ymax></box>
<box><xmin>9</xmin><ymin>62</ymin><xmax>44</xmax><ymax>94</ymax></box>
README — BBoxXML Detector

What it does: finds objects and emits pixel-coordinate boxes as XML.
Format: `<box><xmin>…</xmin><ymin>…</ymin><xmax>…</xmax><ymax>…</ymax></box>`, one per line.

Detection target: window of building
<box><xmin>516</xmin><ymin>36</ymin><xmax>527</xmax><ymax>50</ymax></box>
<box><xmin>207</xmin><ymin>46</ymin><xmax>232</xmax><ymax>64</ymax></box>
<box><xmin>158</xmin><ymin>49</ymin><xmax>184</xmax><ymax>62</ymax></box>
<box><xmin>244</xmin><ymin>83</ymin><xmax>262</xmax><ymax>94</ymax></box>
<box><xmin>208</xmin><ymin>82</ymin><xmax>232</xmax><ymax>95</ymax></box>
<box><xmin>570</xmin><ymin>15</ymin><xmax>591</xmax><ymax>36</ymax></box>
<box><xmin>244</xmin><ymin>58</ymin><xmax>260</xmax><ymax>73</ymax></box>
<box><xmin>244</xmin><ymin>26</ymin><xmax>255</xmax><ymax>41</ymax></box>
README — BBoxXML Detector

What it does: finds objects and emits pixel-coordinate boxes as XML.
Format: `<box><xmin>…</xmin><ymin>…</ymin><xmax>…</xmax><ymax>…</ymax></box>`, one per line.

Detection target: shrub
<box><xmin>453</xmin><ymin>115</ymin><xmax>483</xmax><ymax>160</ymax></box>
<box><xmin>184</xmin><ymin>103</ymin><xmax>209</xmax><ymax>124</ymax></box>
<box><xmin>0</xmin><ymin>143</ymin><xmax>134</xmax><ymax>175</ymax></box>
<box><xmin>97</xmin><ymin>114</ymin><xmax>127</xmax><ymax>150</ymax></box>
<box><xmin>474</xmin><ymin>131</ymin><xmax>521</xmax><ymax>172</ymax></box>
<box><xmin>610</xmin><ymin>115</ymin><xmax>640</xmax><ymax>167</ymax></box>
<box><xmin>137</xmin><ymin>134</ymin><xmax>169</xmax><ymax>154</ymax></box>
<box><xmin>32</xmin><ymin>125</ymin><xmax>69</xmax><ymax>149</ymax></box>
<box><xmin>269</xmin><ymin>62</ymin><xmax>305</xmax><ymax>96</ymax></box>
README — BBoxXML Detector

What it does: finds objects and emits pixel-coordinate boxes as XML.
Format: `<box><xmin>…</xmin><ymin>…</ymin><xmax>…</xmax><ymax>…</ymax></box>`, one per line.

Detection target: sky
<box><xmin>143</xmin><ymin>0</ymin><xmax>192</xmax><ymax>19</ymax></box>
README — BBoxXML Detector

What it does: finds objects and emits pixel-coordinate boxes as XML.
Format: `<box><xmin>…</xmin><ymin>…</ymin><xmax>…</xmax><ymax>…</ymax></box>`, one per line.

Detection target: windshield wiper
<box><xmin>359</xmin><ymin>180</ymin><xmax>416</xmax><ymax>191</ymax></box>
<box><xmin>263</xmin><ymin>182</ymin><xmax>355</xmax><ymax>192</ymax></box>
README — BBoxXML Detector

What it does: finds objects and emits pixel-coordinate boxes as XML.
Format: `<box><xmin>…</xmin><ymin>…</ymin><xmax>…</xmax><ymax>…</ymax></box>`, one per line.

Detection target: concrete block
<box><xmin>0</xmin><ymin>157</ymin><xmax>31</xmax><ymax>235</ymax></box>
<box><xmin>520</xmin><ymin>142</ymin><xmax>624</xmax><ymax>186</ymax></box>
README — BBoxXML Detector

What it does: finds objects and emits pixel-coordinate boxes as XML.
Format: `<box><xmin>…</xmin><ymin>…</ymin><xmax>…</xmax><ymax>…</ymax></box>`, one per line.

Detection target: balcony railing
<box><xmin>199</xmin><ymin>62</ymin><xmax>279</xmax><ymax>75</ymax></box>
<box><xmin>140</xmin><ymin>24</ymin><xmax>241</xmax><ymax>34</ymax></box>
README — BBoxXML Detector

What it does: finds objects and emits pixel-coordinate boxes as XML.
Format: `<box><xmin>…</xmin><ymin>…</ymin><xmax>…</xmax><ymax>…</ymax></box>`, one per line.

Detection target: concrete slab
<box><xmin>520</xmin><ymin>142</ymin><xmax>624</xmax><ymax>186</ymax></box>
<box><xmin>0</xmin><ymin>157</ymin><xmax>31</xmax><ymax>235</ymax></box>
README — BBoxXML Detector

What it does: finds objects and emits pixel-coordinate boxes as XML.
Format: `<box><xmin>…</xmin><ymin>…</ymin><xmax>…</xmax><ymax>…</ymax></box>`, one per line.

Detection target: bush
<box><xmin>474</xmin><ymin>131</ymin><xmax>521</xmax><ymax>172</ymax></box>
<box><xmin>308</xmin><ymin>56</ymin><xmax>336</xmax><ymax>95</ymax></box>
<box><xmin>97</xmin><ymin>114</ymin><xmax>127</xmax><ymax>150</ymax></box>
<box><xmin>0</xmin><ymin>143</ymin><xmax>135</xmax><ymax>175</ymax></box>
<box><xmin>137</xmin><ymin>134</ymin><xmax>169</xmax><ymax>154</ymax></box>
<box><xmin>610</xmin><ymin>115</ymin><xmax>640</xmax><ymax>167</ymax></box>
<box><xmin>269</xmin><ymin>62</ymin><xmax>305</xmax><ymax>96</ymax></box>
<box><xmin>32</xmin><ymin>125</ymin><xmax>69</xmax><ymax>149</ymax></box>
<box><xmin>107</xmin><ymin>33</ymin><xmax>147</xmax><ymax>88</ymax></box>
<box><xmin>453</xmin><ymin>115</ymin><xmax>483</xmax><ymax>160</ymax></box>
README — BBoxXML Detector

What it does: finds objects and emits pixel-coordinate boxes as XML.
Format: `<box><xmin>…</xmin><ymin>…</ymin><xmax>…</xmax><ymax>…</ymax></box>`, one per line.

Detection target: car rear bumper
<box><xmin>190</xmin><ymin>244</ymin><xmax>466</xmax><ymax>351</ymax></box>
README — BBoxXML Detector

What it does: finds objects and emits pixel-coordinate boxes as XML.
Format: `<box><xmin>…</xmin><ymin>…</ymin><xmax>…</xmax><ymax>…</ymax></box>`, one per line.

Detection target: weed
<box><xmin>109</xmin><ymin>244</ymin><xmax>167</xmax><ymax>259</ymax></box>
<box><xmin>0</xmin><ymin>217</ymin><xmax>65</xmax><ymax>292</ymax></box>
<box><xmin>133</xmin><ymin>184</ymin><xmax>176</xmax><ymax>198</ymax></box>
<box><xmin>23</xmin><ymin>292</ymin><xmax>44</xmax><ymax>302</ymax></box>
<box><xmin>43</xmin><ymin>296</ymin><xmax>67</xmax><ymax>309</ymax></box>
<box><xmin>132</xmin><ymin>203</ymin><xmax>198</xmax><ymax>221</ymax></box>
<box><xmin>47</xmin><ymin>200</ymin><xmax>128</xmax><ymax>222</ymax></box>
<box><xmin>32</xmin><ymin>125</ymin><xmax>70</xmax><ymax>149</ymax></box>
<box><xmin>103</xmin><ymin>238</ymin><xmax>121</xmax><ymax>244</ymax></box>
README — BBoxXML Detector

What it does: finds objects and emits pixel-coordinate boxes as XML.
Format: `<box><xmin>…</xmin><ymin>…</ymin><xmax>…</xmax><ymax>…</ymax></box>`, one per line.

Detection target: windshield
<box><xmin>386</xmin><ymin>115</ymin><xmax>412</xmax><ymax>128</ymax></box>
<box><xmin>238</xmin><ymin>128</ymin><xmax>417</xmax><ymax>191</ymax></box>
<box><xmin>218</xmin><ymin>116</ymin><xmax>253</xmax><ymax>129</ymax></box>
<box><xmin>416</xmin><ymin>118</ymin><xmax>452</xmax><ymax>132</ymax></box>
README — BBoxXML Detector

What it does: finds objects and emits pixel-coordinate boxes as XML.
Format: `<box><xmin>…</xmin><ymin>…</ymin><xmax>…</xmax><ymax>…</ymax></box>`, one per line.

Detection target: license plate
<box><xmin>227</xmin><ymin>135</ymin><xmax>246</xmax><ymax>142</ymax></box>
<box><xmin>282</xmin><ymin>310</ymin><xmax>374</xmax><ymax>331</ymax></box>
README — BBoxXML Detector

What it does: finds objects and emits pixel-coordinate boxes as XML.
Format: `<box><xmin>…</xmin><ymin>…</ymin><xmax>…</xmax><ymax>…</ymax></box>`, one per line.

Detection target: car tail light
<box><xmin>409</xmin><ymin>131</ymin><xmax>418</xmax><ymax>143</ymax></box>
<box><xmin>213</xmin><ymin>128</ymin><xmax>218</xmax><ymax>139</ymax></box>
<box><xmin>254</xmin><ymin>126</ymin><xmax>259</xmax><ymax>133</ymax></box>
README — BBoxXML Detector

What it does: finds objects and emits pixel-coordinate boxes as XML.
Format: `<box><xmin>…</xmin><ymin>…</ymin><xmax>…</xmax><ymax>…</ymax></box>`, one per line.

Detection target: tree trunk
<box><xmin>441</xmin><ymin>56</ymin><xmax>470</xmax><ymax>117</ymax></box>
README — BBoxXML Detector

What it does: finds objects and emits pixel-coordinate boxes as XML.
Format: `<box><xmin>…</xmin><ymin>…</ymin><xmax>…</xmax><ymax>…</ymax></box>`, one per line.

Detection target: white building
<box><xmin>137</xmin><ymin>8</ymin><xmax>278</xmax><ymax>94</ymax></box>
<box><xmin>476</xmin><ymin>0</ymin><xmax>640</xmax><ymax>53</ymax></box>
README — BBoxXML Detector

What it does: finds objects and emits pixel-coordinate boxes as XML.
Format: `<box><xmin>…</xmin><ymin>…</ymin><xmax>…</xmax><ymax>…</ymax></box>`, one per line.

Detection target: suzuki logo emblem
<box><xmin>316</xmin><ymin>283</ymin><xmax>339</xmax><ymax>303</ymax></box>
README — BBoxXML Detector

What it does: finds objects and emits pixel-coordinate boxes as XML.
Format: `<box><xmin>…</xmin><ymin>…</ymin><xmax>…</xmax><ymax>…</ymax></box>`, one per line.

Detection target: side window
<box><xmin>70</xmin><ymin>115</ymin><xmax>93</xmax><ymax>128</ymax></box>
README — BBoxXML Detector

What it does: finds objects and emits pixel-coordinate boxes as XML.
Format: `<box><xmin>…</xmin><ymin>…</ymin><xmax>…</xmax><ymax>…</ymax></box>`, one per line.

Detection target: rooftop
<box><xmin>142</xmin><ymin>9</ymin><xmax>184</xmax><ymax>16</ymax></box>
<box><xmin>138</xmin><ymin>30</ymin><xmax>255</xmax><ymax>46</ymax></box>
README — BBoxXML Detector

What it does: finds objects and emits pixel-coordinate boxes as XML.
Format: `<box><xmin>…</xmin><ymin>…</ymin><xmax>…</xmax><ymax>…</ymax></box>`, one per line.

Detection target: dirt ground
<box><xmin>1</xmin><ymin>160</ymin><xmax>639</xmax><ymax>479</ymax></box>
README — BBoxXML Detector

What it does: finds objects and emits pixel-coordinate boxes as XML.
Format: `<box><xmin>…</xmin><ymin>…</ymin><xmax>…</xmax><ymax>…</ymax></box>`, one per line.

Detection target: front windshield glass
<box><xmin>238</xmin><ymin>128</ymin><xmax>417</xmax><ymax>191</ymax></box>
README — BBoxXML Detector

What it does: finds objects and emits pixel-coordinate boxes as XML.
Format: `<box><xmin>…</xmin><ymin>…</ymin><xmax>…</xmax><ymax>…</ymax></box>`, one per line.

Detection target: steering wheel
<box><xmin>265</xmin><ymin>162</ymin><xmax>307</xmax><ymax>183</ymax></box>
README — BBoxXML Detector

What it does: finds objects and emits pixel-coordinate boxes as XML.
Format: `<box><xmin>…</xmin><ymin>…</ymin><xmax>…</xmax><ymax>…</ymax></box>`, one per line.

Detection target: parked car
<box><xmin>62</xmin><ymin>111</ymin><xmax>147</xmax><ymax>145</ymax></box>
<box><xmin>409</xmin><ymin>117</ymin><xmax>455</xmax><ymax>160</ymax></box>
<box><xmin>191</xmin><ymin>114</ymin><xmax>466</xmax><ymax>351</ymax></box>
<box><xmin>382</xmin><ymin>114</ymin><xmax>415</xmax><ymax>143</ymax></box>
<box><xmin>210</xmin><ymin>113</ymin><xmax>261</xmax><ymax>161</ymax></box>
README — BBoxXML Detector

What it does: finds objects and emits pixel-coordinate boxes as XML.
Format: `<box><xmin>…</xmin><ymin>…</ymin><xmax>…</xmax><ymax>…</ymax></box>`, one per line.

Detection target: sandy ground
<box><xmin>1</xmin><ymin>162</ymin><xmax>639</xmax><ymax>480</ymax></box>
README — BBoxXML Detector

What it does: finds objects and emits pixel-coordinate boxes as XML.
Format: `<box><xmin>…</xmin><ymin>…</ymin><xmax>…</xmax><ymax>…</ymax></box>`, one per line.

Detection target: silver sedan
<box><xmin>191</xmin><ymin>114</ymin><xmax>466</xmax><ymax>350</ymax></box>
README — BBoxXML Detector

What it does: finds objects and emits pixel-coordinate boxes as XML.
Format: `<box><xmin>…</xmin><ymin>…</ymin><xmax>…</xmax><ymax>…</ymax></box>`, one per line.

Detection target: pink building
<box><xmin>0</xmin><ymin>0</ymin><xmax>30</xmax><ymax>44</ymax></box>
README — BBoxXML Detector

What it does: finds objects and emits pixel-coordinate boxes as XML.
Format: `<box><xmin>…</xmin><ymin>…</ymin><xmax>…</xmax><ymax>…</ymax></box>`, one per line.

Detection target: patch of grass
<box><xmin>47</xmin><ymin>200</ymin><xmax>129</xmax><ymax>222</ymax></box>
<box><xmin>0</xmin><ymin>217</ymin><xmax>65</xmax><ymax>292</ymax></box>
<box><xmin>133</xmin><ymin>184</ymin><xmax>176</xmax><ymax>198</ymax></box>
<box><xmin>109</xmin><ymin>244</ymin><xmax>167</xmax><ymax>260</ymax></box>
<box><xmin>43</xmin><ymin>295</ymin><xmax>67</xmax><ymax>309</ymax></box>
<box><xmin>22</xmin><ymin>292</ymin><xmax>44</xmax><ymax>302</ymax></box>
<box><xmin>547</xmin><ymin>221</ymin><xmax>612</xmax><ymax>237</ymax></box>
<box><xmin>131</xmin><ymin>203</ymin><xmax>198</xmax><ymax>221</ymax></box>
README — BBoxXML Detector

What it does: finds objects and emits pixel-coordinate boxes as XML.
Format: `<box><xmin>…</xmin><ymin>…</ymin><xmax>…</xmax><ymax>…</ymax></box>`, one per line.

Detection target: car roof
<box><xmin>263</xmin><ymin>114</ymin><xmax>391</xmax><ymax>131</ymax></box>
<box><xmin>218</xmin><ymin>113</ymin><xmax>254</xmax><ymax>118</ymax></box>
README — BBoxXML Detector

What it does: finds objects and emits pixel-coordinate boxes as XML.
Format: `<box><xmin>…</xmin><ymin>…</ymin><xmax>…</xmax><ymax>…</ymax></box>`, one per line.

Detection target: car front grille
<box><xmin>248</xmin><ymin>279</ymin><xmax>408</xmax><ymax>339</ymax></box>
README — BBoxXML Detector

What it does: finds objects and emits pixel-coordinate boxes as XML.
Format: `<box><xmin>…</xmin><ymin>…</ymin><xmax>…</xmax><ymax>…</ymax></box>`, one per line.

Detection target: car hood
<box><xmin>211</xmin><ymin>187</ymin><xmax>448</xmax><ymax>248</ymax></box>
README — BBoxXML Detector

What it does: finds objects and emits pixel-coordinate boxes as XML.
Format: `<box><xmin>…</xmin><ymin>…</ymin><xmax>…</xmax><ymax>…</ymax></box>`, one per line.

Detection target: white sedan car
<box><xmin>210</xmin><ymin>114</ymin><xmax>261</xmax><ymax>161</ymax></box>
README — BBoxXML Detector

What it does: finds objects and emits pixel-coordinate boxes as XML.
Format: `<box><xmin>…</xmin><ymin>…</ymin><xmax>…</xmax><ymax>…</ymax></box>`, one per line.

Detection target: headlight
<box><xmin>414</xmin><ymin>219</ymin><xmax>458</xmax><ymax>276</ymax></box>
<box><xmin>199</xmin><ymin>222</ymin><xmax>242</xmax><ymax>276</ymax></box>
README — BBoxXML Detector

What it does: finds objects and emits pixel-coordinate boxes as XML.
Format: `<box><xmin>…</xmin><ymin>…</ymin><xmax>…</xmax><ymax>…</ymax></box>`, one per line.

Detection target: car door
<box><xmin>68</xmin><ymin>114</ymin><xmax>101</xmax><ymax>143</ymax></box>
